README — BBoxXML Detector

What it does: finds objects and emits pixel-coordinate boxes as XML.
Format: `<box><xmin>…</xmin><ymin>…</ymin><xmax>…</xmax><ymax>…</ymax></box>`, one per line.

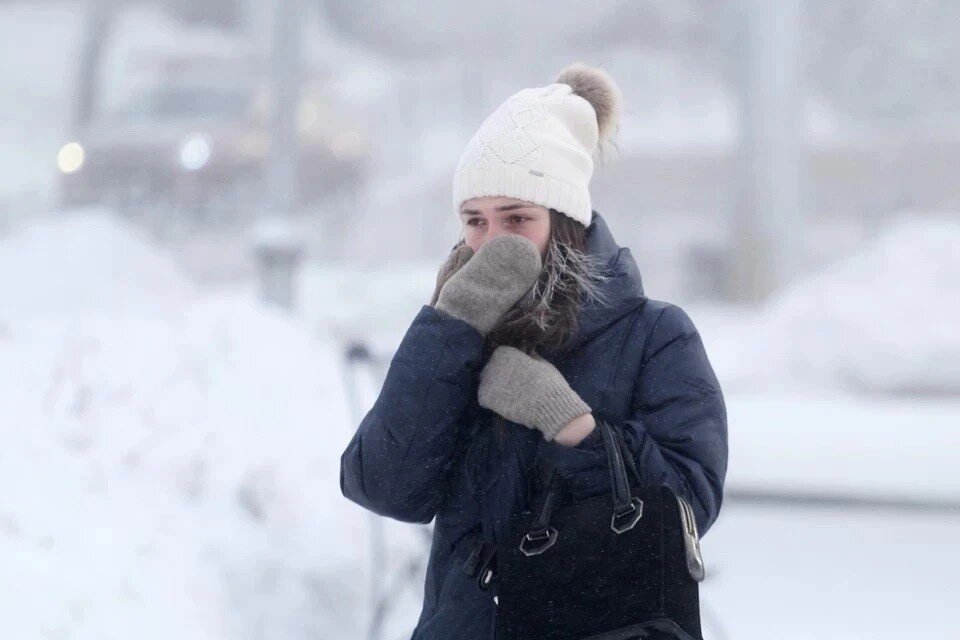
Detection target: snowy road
<box><xmin>701</xmin><ymin>501</ymin><xmax>959</xmax><ymax>640</ymax></box>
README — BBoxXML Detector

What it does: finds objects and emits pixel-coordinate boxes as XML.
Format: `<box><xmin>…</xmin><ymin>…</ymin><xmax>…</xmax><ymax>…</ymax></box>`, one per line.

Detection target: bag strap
<box><xmin>520</xmin><ymin>420</ymin><xmax>644</xmax><ymax>556</ymax></box>
<box><xmin>608</xmin><ymin>419</ymin><xmax>644</xmax><ymax>488</ymax></box>
<box><xmin>599</xmin><ymin>419</ymin><xmax>633</xmax><ymax>510</ymax></box>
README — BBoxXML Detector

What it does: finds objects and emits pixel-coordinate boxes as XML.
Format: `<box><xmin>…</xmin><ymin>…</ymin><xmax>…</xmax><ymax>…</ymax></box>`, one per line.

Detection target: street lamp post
<box><xmin>254</xmin><ymin>0</ymin><xmax>306</xmax><ymax>311</ymax></box>
<box><xmin>732</xmin><ymin>0</ymin><xmax>804</xmax><ymax>302</ymax></box>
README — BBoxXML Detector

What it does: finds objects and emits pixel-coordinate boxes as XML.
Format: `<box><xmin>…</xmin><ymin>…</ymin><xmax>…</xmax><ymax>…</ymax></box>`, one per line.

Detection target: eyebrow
<box><xmin>459</xmin><ymin>203</ymin><xmax>536</xmax><ymax>215</ymax></box>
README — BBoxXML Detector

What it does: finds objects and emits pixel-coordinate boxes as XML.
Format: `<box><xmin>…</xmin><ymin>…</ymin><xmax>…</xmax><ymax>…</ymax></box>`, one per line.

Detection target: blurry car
<box><xmin>56</xmin><ymin>77</ymin><xmax>370</xmax><ymax>214</ymax></box>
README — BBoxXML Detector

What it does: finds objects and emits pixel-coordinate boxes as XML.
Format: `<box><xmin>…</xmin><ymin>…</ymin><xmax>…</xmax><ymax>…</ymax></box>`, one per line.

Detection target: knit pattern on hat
<box><xmin>453</xmin><ymin>83</ymin><xmax>597</xmax><ymax>226</ymax></box>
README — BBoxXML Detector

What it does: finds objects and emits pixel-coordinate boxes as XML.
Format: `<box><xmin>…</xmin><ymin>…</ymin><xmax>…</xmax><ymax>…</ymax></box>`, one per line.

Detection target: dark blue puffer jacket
<box><xmin>340</xmin><ymin>211</ymin><xmax>728</xmax><ymax>640</ymax></box>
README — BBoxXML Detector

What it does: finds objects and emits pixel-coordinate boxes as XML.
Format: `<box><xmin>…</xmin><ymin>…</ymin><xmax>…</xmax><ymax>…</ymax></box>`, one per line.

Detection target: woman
<box><xmin>340</xmin><ymin>63</ymin><xmax>728</xmax><ymax>639</ymax></box>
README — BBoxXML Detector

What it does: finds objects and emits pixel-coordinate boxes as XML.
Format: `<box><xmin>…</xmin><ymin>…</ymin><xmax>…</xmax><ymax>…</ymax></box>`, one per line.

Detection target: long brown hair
<box><xmin>439</xmin><ymin>208</ymin><xmax>613</xmax><ymax>448</ymax></box>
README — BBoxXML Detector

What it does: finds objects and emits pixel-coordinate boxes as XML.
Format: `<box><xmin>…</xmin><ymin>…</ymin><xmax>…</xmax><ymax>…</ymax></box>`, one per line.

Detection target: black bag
<box><xmin>476</xmin><ymin>420</ymin><xmax>706</xmax><ymax>640</ymax></box>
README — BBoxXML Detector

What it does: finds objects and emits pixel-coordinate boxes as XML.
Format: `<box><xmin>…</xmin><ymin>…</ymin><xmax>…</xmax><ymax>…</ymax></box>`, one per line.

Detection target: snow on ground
<box><xmin>700</xmin><ymin>502</ymin><xmax>959</xmax><ymax>640</ymax></box>
<box><xmin>726</xmin><ymin>393</ymin><xmax>960</xmax><ymax>501</ymax></box>
<box><xmin>0</xmin><ymin>209</ymin><xmax>371</xmax><ymax>639</ymax></box>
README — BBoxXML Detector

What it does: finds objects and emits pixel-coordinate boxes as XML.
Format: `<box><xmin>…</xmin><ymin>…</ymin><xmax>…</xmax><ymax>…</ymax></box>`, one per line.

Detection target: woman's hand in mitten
<box><xmin>431</xmin><ymin>235</ymin><xmax>542</xmax><ymax>337</ymax></box>
<box><xmin>478</xmin><ymin>345</ymin><xmax>593</xmax><ymax>443</ymax></box>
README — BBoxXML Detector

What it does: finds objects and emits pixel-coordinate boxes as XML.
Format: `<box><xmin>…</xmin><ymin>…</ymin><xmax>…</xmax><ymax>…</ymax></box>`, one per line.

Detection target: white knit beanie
<box><xmin>452</xmin><ymin>63</ymin><xmax>623</xmax><ymax>227</ymax></box>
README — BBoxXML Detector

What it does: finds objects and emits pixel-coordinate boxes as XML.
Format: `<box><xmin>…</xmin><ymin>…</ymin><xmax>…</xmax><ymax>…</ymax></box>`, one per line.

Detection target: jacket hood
<box><xmin>551</xmin><ymin>210</ymin><xmax>647</xmax><ymax>355</ymax></box>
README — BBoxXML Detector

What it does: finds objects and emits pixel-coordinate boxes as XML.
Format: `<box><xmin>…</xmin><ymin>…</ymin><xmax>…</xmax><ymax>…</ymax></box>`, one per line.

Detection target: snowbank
<box><xmin>0</xmin><ymin>209</ymin><xmax>374</xmax><ymax>639</ymax></box>
<box><xmin>768</xmin><ymin>213</ymin><xmax>960</xmax><ymax>395</ymax></box>
<box><xmin>699</xmin><ymin>213</ymin><xmax>960</xmax><ymax>396</ymax></box>
<box><xmin>0</xmin><ymin>207</ymin><xmax>196</xmax><ymax>316</ymax></box>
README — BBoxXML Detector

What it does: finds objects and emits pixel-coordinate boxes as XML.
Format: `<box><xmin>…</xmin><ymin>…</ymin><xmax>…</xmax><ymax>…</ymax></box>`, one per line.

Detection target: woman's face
<box><xmin>458</xmin><ymin>196</ymin><xmax>551</xmax><ymax>256</ymax></box>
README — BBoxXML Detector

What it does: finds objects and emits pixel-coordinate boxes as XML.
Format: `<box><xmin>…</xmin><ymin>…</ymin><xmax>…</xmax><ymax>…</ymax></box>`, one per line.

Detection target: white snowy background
<box><xmin>1</xmin><ymin>2</ymin><xmax>958</xmax><ymax>640</ymax></box>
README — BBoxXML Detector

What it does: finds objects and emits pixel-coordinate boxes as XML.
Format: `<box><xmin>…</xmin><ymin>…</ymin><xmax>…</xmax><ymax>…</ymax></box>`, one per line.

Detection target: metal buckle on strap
<box><xmin>518</xmin><ymin>526</ymin><xmax>558</xmax><ymax>556</ymax></box>
<box><xmin>476</xmin><ymin>543</ymin><xmax>498</xmax><ymax>592</ymax></box>
<box><xmin>610</xmin><ymin>496</ymin><xmax>644</xmax><ymax>534</ymax></box>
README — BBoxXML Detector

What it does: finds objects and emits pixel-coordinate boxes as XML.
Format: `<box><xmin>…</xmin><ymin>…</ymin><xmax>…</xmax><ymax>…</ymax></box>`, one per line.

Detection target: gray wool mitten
<box><xmin>432</xmin><ymin>235</ymin><xmax>542</xmax><ymax>337</ymax></box>
<box><xmin>478</xmin><ymin>345</ymin><xmax>592</xmax><ymax>441</ymax></box>
<box><xmin>429</xmin><ymin>242</ymin><xmax>474</xmax><ymax>307</ymax></box>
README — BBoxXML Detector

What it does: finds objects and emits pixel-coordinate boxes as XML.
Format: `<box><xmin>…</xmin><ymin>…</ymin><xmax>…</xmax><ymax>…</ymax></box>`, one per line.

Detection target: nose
<box><xmin>483</xmin><ymin>219</ymin><xmax>516</xmax><ymax>246</ymax></box>
<box><xmin>485</xmin><ymin>225</ymin><xmax>508</xmax><ymax>243</ymax></box>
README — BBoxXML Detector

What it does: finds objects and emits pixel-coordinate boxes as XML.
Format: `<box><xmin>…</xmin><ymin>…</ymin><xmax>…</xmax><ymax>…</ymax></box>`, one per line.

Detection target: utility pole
<box><xmin>73</xmin><ymin>0</ymin><xmax>118</xmax><ymax>130</ymax></box>
<box><xmin>253</xmin><ymin>0</ymin><xmax>306</xmax><ymax>310</ymax></box>
<box><xmin>731</xmin><ymin>0</ymin><xmax>804</xmax><ymax>302</ymax></box>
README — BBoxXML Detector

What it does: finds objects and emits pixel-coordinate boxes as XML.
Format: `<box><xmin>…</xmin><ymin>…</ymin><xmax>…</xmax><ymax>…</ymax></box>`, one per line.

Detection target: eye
<box><xmin>507</xmin><ymin>215</ymin><xmax>529</xmax><ymax>224</ymax></box>
<box><xmin>465</xmin><ymin>218</ymin><xmax>485</xmax><ymax>226</ymax></box>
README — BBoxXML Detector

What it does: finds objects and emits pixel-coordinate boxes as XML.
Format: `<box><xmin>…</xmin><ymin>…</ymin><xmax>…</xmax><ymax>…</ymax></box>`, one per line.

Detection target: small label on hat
<box><xmin>528</xmin><ymin>169</ymin><xmax>544</xmax><ymax>177</ymax></box>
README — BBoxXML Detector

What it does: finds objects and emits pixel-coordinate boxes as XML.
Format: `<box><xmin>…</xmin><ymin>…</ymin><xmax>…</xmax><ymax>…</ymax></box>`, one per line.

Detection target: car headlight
<box><xmin>178</xmin><ymin>133</ymin><xmax>213</xmax><ymax>171</ymax></box>
<box><xmin>57</xmin><ymin>142</ymin><xmax>85</xmax><ymax>174</ymax></box>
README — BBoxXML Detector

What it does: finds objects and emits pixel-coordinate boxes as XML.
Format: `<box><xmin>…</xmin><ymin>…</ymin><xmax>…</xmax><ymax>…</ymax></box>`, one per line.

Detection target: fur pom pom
<box><xmin>555</xmin><ymin>63</ymin><xmax>623</xmax><ymax>145</ymax></box>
